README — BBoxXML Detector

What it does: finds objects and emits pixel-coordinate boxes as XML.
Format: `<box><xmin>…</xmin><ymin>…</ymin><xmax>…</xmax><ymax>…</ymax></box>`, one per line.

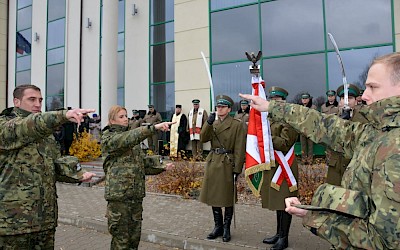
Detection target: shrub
<box><xmin>146</xmin><ymin>160</ymin><xmax>204</xmax><ymax>199</ymax></box>
<box><xmin>297</xmin><ymin>160</ymin><xmax>327</xmax><ymax>204</ymax></box>
<box><xmin>69</xmin><ymin>131</ymin><xmax>101</xmax><ymax>162</ymax></box>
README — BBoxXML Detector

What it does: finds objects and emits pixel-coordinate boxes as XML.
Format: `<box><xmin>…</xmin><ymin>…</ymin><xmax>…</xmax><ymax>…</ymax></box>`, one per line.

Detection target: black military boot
<box><xmin>207</xmin><ymin>207</ymin><xmax>223</xmax><ymax>239</ymax></box>
<box><xmin>263</xmin><ymin>210</ymin><xmax>282</xmax><ymax>244</ymax></box>
<box><xmin>270</xmin><ymin>211</ymin><xmax>292</xmax><ymax>250</ymax></box>
<box><xmin>222</xmin><ymin>206</ymin><xmax>233</xmax><ymax>242</ymax></box>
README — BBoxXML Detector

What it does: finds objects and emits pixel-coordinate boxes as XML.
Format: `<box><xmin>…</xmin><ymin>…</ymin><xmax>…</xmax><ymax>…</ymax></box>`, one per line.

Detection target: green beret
<box><xmin>216</xmin><ymin>95</ymin><xmax>233</xmax><ymax>107</ymax></box>
<box><xmin>336</xmin><ymin>84</ymin><xmax>360</xmax><ymax>97</ymax></box>
<box><xmin>268</xmin><ymin>86</ymin><xmax>288</xmax><ymax>99</ymax></box>
<box><xmin>326</xmin><ymin>90</ymin><xmax>336</xmax><ymax>96</ymax></box>
<box><xmin>192</xmin><ymin>99</ymin><xmax>200</xmax><ymax>104</ymax></box>
<box><xmin>240</xmin><ymin>100</ymin><xmax>249</xmax><ymax>105</ymax></box>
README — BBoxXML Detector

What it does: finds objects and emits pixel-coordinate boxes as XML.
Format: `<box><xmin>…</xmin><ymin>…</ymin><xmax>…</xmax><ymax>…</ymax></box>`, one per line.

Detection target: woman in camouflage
<box><xmin>101</xmin><ymin>105</ymin><xmax>173</xmax><ymax>249</ymax></box>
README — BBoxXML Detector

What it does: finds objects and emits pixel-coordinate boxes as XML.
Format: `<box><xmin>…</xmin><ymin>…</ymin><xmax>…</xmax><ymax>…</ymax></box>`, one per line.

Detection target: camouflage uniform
<box><xmin>268</xmin><ymin>97</ymin><xmax>400</xmax><ymax>249</ymax></box>
<box><xmin>101</xmin><ymin>124</ymin><xmax>165</xmax><ymax>250</ymax></box>
<box><xmin>0</xmin><ymin>107</ymin><xmax>86</xmax><ymax>249</ymax></box>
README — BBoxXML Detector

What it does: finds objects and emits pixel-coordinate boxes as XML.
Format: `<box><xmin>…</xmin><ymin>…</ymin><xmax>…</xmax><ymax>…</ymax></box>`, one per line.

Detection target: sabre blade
<box><xmin>328</xmin><ymin>33</ymin><xmax>349</xmax><ymax>108</ymax></box>
<box><xmin>201</xmin><ymin>51</ymin><xmax>215</xmax><ymax>113</ymax></box>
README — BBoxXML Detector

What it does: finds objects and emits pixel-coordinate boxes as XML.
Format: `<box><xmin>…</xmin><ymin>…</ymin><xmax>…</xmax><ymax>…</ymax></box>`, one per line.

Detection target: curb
<box><xmin>58</xmin><ymin>216</ymin><xmax>259</xmax><ymax>250</ymax></box>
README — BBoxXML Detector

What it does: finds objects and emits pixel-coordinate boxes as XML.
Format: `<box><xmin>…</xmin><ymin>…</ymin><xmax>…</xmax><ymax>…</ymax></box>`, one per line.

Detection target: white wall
<box><xmin>0</xmin><ymin>0</ymin><xmax>7</xmax><ymax>110</ymax></box>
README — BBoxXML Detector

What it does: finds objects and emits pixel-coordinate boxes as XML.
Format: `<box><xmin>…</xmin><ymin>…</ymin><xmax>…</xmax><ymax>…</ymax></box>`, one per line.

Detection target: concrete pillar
<box><xmin>0</xmin><ymin>0</ymin><xmax>8</xmax><ymax>111</ymax></box>
<box><xmin>101</xmin><ymin>0</ymin><xmax>118</xmax><ymax>127</ymax></box>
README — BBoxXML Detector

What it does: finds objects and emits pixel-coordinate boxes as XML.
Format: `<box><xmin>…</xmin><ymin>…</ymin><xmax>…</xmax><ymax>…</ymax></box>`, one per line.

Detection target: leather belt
<box><xmin>211</xmin><ymin>148</ymin><xmax>232</xmax><ymax>154</ymax></box>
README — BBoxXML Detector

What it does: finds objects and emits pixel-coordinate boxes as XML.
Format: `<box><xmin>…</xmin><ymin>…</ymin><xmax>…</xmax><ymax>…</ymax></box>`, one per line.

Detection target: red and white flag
<box><xmin>245</xmin><ymin>76</ymin><xmax>275</xmax><ymax>196</ymax></box>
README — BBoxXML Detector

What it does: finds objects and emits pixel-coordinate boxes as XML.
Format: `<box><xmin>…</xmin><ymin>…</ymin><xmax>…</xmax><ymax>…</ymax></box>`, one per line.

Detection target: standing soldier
<box><xmin>326</xmin><ymin>84</ymin><xmax>368</xmax><ymax>185</ymax></box>
<box><xmin>299</xmin><ymin>92</ymin><xmax>316</xmax><ymax>164</ymax></box>
<box><xmin>320</xmin><ymin>90</ymin><xmax>339</xmax><ymax>114</ymax></box>
<box><xmin>129</xmin><ymin>109</ymin><xmax>142</xmax><ymax>129</ymax></box>
<box><xmin>261</xmin><ymin>87</ymin><xmax>299</xmax><ymax>250</ymax></box>
<box><xmin>200</xmin><ymin>95</ymin><xmax>246</xmax><ymax>243</ymax></box>
<box><xmin>188</xmin><ymin>99</ymin><xmax>208</xmax><ymax>161</ymax></box>
<box><xmin>0</xmin><ymin>84</ymin><xmax>95</xmax><ymax>249</ymax></box>
<box><xmin>234</xmin><ymin>99</ymin><xmax>250</xmax><ymax>131</ymax></box>
<box><xmin>169</xmin><ymin>104</ymin><xmax>189</xmax><ymax>158</ymax></box>
<box><xmin>142</xmin><ymin>105</ymin><xmax>162</xmax><ymax>153</ymax></box>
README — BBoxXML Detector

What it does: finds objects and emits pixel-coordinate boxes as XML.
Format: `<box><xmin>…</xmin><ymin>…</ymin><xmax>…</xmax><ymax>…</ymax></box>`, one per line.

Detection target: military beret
<box><xmin>326</xmin><ymin>90</ymin><xmax>336</xmax><ymax>96</ymax></box>
<box><xmin>148</xmin><ymin>104</ymin><xmax>154</xmax><ymax>108</ymax></box>
<box><xmin>268</xmin><ymin>86</ymin><xmax>288</xmax><ymax>99</ymax></box>
<box><xmin>192</xmin><ymin>99</ymin><xmax>200</xmax><ymax>104</ymax></box>
<box><xmin>240</xmin><ymin>99</ymin><xmax>249</xmax><ymax>105</ymax></box>
<box><xmin>336</xmin><ymin>84</ymin><xmax>360</xmax><ymax>97</ymax></box>
<box><xmin>301</xmin><ymin>93</ymin><xmax>311</xmax><ymax>99</ymax></box>
<box><xmin>176</xmin><ymin>104</ymin><xmax>182</xmax><ymax>108</ymax></box>
<box><xmin>216</xmin><ymin>95</ymin><xmax>234</xmax><ymax>107</ymax></box>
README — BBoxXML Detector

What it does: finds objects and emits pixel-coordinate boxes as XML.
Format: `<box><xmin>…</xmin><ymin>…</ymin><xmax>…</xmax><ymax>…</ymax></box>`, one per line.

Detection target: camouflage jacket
<box><xmin>0</xmin><ymin>108</ymin><xmax>85</xmax><ymax>235</ymax></box>
<box><xmin>101</xmin><ymin>125</ymin><xmax>165</xmax><ymax>202</ymax></box>
<box><xmin>269</xmin><ymin>96</ymin><xmax>400</xmax><ymax>249</ymax></box>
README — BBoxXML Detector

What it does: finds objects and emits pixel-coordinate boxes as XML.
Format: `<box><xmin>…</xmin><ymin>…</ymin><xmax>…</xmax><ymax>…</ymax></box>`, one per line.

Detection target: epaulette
<box><xmin>233</xmin><ymin>118</ymin><xmax>242</xmax><ymax>122</ymax></box>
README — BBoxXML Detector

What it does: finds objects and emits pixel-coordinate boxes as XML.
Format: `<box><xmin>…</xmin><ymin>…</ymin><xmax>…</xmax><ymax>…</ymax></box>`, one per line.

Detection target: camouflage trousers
<box><xmin>107</xmin><ymin>200</ymin><xmax>143</xmax><ymax>250</ymax></box>
<box><xmin>0</xmin><ymin>229</ymin><xmax>55</xmax><ymax>250</ymax></box>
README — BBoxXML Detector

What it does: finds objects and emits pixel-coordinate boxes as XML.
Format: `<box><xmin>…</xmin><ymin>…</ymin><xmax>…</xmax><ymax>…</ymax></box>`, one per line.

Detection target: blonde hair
<box><xmin>371</xmin><ymin>52</ymin><xmax>400</xmax><ymax>85</ymax></box>
<box><xmin>108</xmin><ymin>105</ymin><xmax>127</xmax><ymax>125</ymax></box>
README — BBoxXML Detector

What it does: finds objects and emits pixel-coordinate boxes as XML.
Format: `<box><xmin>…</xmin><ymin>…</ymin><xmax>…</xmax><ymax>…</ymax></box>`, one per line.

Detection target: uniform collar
<box><xmin>359</xmin><ymin>96</ymin><xmax>400</xmax><ymax>131</ymax></box>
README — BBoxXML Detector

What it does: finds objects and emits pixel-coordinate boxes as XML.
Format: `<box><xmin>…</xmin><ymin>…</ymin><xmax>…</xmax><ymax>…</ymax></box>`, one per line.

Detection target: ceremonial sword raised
<box><xmin>328</xmin><ymin>33</ymin><xmax>350</xmax><ymax>110</ymax></box>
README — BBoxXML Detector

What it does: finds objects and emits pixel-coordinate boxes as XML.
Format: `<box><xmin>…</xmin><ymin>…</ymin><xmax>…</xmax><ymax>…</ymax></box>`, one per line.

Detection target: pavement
<box><xmin>56</xmin><ymin>161</ymin><xmax>331</xmax><ymax>250</ymax></box>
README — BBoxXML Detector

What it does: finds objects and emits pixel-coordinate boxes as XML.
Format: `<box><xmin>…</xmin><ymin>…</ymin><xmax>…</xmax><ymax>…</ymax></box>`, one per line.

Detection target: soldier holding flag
<box><xmin>260</xmin><ymin>87</ymin><xmax>299</xmax><ymax>250</ymax></box>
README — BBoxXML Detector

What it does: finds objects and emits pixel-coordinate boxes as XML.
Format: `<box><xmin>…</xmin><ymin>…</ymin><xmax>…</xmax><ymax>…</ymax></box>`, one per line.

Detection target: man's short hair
<box><xmin>13</xmin><ymin>84</ymin><xmax>41</xmax><ymax>100</ymax></box>
<box><xmin>371</xmin><ymin>52</ymin><xmax>400</xmax><ymax>85</ymax></box>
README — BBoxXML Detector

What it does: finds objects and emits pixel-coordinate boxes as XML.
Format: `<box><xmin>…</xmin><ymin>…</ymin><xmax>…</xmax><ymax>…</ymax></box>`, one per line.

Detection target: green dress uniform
<box><xmin>261</xmin><ymin>86</ymin><xmax>298</xmax><ymax>250</ymax></box>
<box><xmin>326</xmin><ymin>84</ymin><xmax>368</xmax><ymax>186</ymax></box>
<box><xmin>268</xmin><ymin>96</ymin><xmax>400</xmax><ymax>250</ymax></box>
<box><xmin>142</xmin><ymin>105</ymin><xmax>162</xmax><ymax>153</ymax></box>
<box><xmin>199</xmin><ymin>95</ymin><xmax>246</xmax><ymax>243</ymax></box>
<box><xmin>101</xmin><ymin>124</ymin><xmax>166</xmax><ymax>250</ymax></box>
<box><xmin>0</xmin><ymin>108</ymin><xmax>86</xmax><ymax>249</ymax></box>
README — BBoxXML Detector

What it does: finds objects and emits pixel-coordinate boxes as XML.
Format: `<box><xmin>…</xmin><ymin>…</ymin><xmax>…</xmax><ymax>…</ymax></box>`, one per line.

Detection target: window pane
<box><xmin>263</xmin><ymin>53</ymin><xmax>326</xmax><ymax>103</ymax></box>
<box><xmin>211</xmin><ymin>4</ymin><xmax>260</xmax><ymax>62</ymax></box>
<box><xmin>117</xmin><ymin>87</ymin><xmax>125</xmax><ymax>106</ymax></box>
<box><xmin>118</xmin><ymin>33</ymin><xmax>125</xmax><ymax>51</ymax></box>
<box><xmin>47</xmin><ymin>19</ymin><xmax>65</xmax><ymax>49</ymax></box>
<box><xmin>118</xmin><ymin>51</ymin><xmax>125</xmax><ymax>88</ymax></box>
<box><xmin>17</xmin><ymin>6</ymin><xmax>32</xmax><ymax>31</ymax></box>
<box><xmin>212</xmin><ymin>61</ymin><xmax>255</xmax><ymax>106</ymax></box>
<box><xmin>327</xmin><ymin>46</ymin><xmax>393</xmax><ymax>91</ymax></box>
<box><xmin>48</xmin><ymin>0</ymin><xmax>66</xmax><ymax>22</ymax></box>
<box><xmin>151</xmin><ymin>0</ymin><xmax>174</xmax><ymax>24</ymax></box>
<box><xmin>46</xmin><ymin>96</ymin><xmax>64</xmax><ymax>111</ymax></box>
<box><xmin>151</xmin><ymin>22</ymin><xmax>174</xmax><ymax>44</ymax></box>
<box><xmin>118</xmin><ymin>0</ymin><xmax>125</xmax><ymax>33</ymax></box>
<box><xmin>150</xmin><ymin>83</ymin><xmax>175</xmax><ymax>120</ymax></box>
<box><xmin>47</xmin><ymin>47</ymin><xmax>64</xmax><ymax>65</ymax></box>
<box><xmin>261</xmin><ymin>0</ymin><xmax>324</xmax><ymax>56</ymax></box>
<box><xmin>16</xmin><ymin>29</ymin><xmax>32</xmax><ymax>57</ymax></box>
<box><xmin>16</xmin><ymin>70</ymin><xmax>31</xmax><ymax>85</ymax></box>
<box><xmin>325</xmin><ymin>0</ymin><xmax>392</xmax><ymax>49</ymax></box>
<box><xmin>150</xmin><ymin>43</ymin><xmax>174</xmax><ymax>83</ymax></box>
<box><xmin>210</xmin><ymin>0</ymin><xmax>257</xmax><ymax>11</ymax></box>
<box><xmin>18</xmin><ymin>0</ymin><xmax>32</xmax><ymax>9</ymax></box>
<box><xmin>17</xmin><ymin>55</ymin><xmax>31</xmax><ymax>71</ymax></box>
<box><xmin>46</xmin><ymin>63</ymin><xmax>65</xmax><ymax>96</ymax></box>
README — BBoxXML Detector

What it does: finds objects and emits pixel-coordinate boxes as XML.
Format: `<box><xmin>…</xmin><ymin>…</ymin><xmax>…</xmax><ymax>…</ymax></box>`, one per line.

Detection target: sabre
<box><xmin>328</xmin><ymin>33</ymin><xmax>349</xmax><ymax>109</ymax></box>
<box><xmin>200</xmin><ymin>51</ymin><xmax>215</xmax><ymax>113</ymax></box>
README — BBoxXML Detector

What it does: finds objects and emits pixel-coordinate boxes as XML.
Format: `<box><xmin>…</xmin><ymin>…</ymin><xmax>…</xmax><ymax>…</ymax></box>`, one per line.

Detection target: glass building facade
<box><xmin>210</xmin><ymin>0</ymin><xmax>394</xmax><ymax>104</ymax></box>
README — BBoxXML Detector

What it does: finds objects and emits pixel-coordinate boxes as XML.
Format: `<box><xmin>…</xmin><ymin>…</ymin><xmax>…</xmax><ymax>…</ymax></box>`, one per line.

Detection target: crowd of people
<box><xmin>1</xmin><ymin>52</ymin><xmax>400</xmax><ymax>250</ymax></box>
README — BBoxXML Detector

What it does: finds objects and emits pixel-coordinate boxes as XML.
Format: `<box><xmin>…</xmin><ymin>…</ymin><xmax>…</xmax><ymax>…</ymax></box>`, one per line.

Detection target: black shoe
<box><xmin>207</xmin><ymin>227</ymin><xmax>223</xmax><ymax>239</ymax></box>
<box><xmin>222</xmin><ymin>207</ymin><xmax>233</xmax><ymax>242</ymax></box>
<box><xmin>207</xmin><ymin>207</ymin><xmax>223</xmax><ymax>240</ymax></box>
<box><xmin>263</xmin><ymin>234</ymin><xmax>279</xmax><ymax>244</ymax></box>
<box><xmin>270</xmin><ymin>236</ymin><xmax>288</xmax><ymax>250</ymax></box>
